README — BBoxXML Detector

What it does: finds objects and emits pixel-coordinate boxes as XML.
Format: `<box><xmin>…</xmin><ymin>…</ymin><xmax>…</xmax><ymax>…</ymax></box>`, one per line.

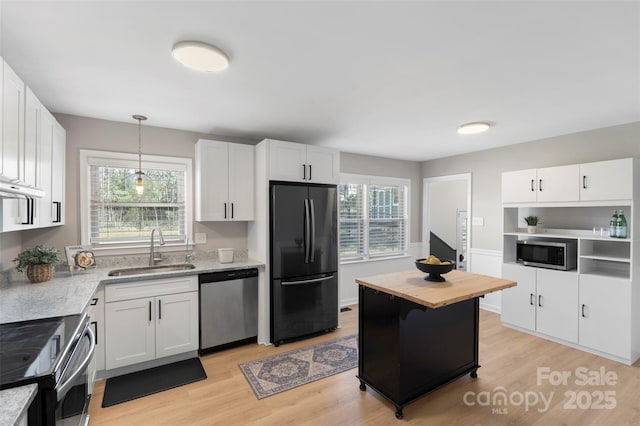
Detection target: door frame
<box><xmin>422</xmin><ymin>173</ymin><xmax>472</xmax><ymax>271</ymax></box>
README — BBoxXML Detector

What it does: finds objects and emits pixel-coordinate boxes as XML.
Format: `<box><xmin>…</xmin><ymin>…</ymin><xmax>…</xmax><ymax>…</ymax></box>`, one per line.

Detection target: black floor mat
<box><xmin>102</xmin><ymin>358</ymin><xmax>207</xmax><ymax>407</ymax></box>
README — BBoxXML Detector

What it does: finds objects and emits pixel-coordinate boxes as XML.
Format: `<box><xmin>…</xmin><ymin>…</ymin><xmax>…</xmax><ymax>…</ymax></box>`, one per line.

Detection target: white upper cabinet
<box><xmin>195</xmin><ymin>139</ymin><xmax>254</xmax><ymax>221</ymax></box>
<box><xmin>579</xmin><ymin>158</ymin><xmax>633</xmax><ymax>201</ymax></box>
<box><xmin>536</xmin><ymin>164</ymin><xmax>579</xmax><ymax>202</ymax></box>
<box><xmin>39</xmin><ymin>108</ymin><xmax>65</xmax><ymax>227</ymax></box>
<box><xmin>1</xmin><ymin>59</ymin><xmax>24</xmax><ymax>182</ymax></box>
<box><xmin>502</xmin><ymin>165</ymin><xmax>579</xmax><ymax>203</ymax></box>
<box><xmin>502</xmin><ymin>169</ymin><xmax>537</xmax><ymax>203</ymax></box>
<box><xmin>267</xmin><ymin>139</ymin><xmax>340</xmax><ymax>184</ymax></box>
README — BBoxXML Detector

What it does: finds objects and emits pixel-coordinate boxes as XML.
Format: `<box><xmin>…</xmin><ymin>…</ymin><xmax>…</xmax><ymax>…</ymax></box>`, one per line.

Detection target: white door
<box><xmin>228</xmin><ymin>143</ymin><xmax>255</xmax><ymax>220</ymax></box>
<box><xmin>579</xmin><ymin>275</ymin><xmax>631</xmax><ymax>359</ymax></box>
<box><xmin>535</xmin><ymin>269</ymin><xmax>578</xmax><ymax>343</ymax></box>
<box><xmin>268</xmin><ymin>139</ymin><xmax>306</xmax><ymax>182</ymax></box>
<box><xmin>579</xmin><ymin>158</ymin><xmax>633</xmax><ymax>201</ymax></box>
<box><xmin>105</xmin><ymin>297</ymin><xmax>155</xmax><ymax>370</ymax></box>
<box><xmin>536</xmin><ymin>164</ymin><xmax>580</xmax><ymax>202</ymax></box>
<box><xmin>501</xmin><ymin>263</ymin><xmax>536</xmax><ymax>330</ymax></box>
<box><xmin>155</xmin><ymin>292</ymin><xmax>199</xmax><ymax>358</ymax></box>
<box><xmin>501</xmin><ymin>169</ymin><xmax>537</xmax><ymax>203</ymax></box>
<box><xmin>195</xmin><ymin>140</ymin><xmax>229</xmax><ymax>221</ymax></box>
<box><xmin>306</xmin><ymin>145</ymin><xmax>340</xmax><ymax>184</ymax></box>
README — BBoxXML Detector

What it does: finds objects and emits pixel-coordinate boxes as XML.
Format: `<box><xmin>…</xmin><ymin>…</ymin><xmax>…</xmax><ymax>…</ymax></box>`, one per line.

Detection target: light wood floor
<box><xmin>89</xmin><ymin>306</ymin><xmax>640</xmax><ymax>425</ymax></box>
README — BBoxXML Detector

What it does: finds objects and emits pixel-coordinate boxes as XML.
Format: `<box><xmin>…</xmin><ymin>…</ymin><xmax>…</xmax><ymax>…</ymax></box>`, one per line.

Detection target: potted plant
<box><xmin>13</xmin><ymin>245</ymin><xmax>61</xmax><ymax>283</ymax></box>
<box><xmin>523</xmin><ymin>215</ymin><xmax>540</xmax><ymax>234</ymax></box>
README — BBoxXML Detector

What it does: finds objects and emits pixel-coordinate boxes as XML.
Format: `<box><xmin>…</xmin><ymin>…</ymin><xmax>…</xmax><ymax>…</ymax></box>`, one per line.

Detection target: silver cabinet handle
<box><xmin>302</xmin><ymin>164</ymin><xmax>306</xmax><ymax>180</ymax></box>
<box><xmin>538</xmin><ymin>179</ymin><xmax>543</xmax><ymax>191</ymax></box>
<box><xmin>530</xmin><ymin>179</ymin><xmax>535</xmax><ymax>192</ymax></box>
<box><xmin>282</xmin><ymin>275</ymin><xmax>334</xmax><ymax>286</ymax></box>
<box><xmin>581</xmin><ymin>304</ymin><xmax>587</xmax><ymax>317</ymax></box>
<box><xmin>304</xmin><ymin>199</ymin><xmax>311</xmax><ymax>263</ymax></box>
<box><xmin>538</xmin><ymin>295</ymin><xmax>543</xmax><ymax>307</ymax></box>
<box><xmin>530</xmin><ymin>293</ymin><xmax>535</xmax><ymax>306</ymax></box>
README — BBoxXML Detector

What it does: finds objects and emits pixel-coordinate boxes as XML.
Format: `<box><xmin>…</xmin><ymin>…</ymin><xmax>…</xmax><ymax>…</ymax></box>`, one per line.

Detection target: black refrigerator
<box><xmin>270</xmin><ymin>181</ymin><xmax>338</xmax><ymax>345</ymax></box>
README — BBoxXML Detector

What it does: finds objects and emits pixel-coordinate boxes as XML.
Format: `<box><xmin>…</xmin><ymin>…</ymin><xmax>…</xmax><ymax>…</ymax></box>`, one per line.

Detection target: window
<box><xmin>80</xmin><ymin>150</ymin><xmax>192</xmax><ymax>250</ymax></box>
<box><xmin>339</xmin><ymin>174</ymin><xmax>409</xmax><ymax>261</ymax></box>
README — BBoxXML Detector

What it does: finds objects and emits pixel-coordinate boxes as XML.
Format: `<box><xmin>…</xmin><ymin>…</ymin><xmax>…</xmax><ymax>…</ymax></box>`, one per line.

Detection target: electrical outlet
<box><xmin>194</xmin><ymin>233</ymin><xmax>207</xmax><ymax>244</ymax></box>
<box><xmin>472</xmin><ymin>217</ymin><xmax>484</xmax><ymax>226</ymax></box>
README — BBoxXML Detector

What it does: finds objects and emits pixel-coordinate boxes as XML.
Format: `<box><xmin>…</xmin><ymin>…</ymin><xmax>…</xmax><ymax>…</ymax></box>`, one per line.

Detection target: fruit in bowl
<box><xmin>415</xmin><ymin>256</ymin><xmax>455</xmax><ymax>282</ymax></box>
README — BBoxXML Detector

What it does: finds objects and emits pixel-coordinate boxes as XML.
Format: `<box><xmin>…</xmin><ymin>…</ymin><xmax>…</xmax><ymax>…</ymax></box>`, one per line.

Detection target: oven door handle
<box><xmin>281</xmin><ymin>275</ymin><xmax>334</xmax><ymax>286</ymax></box>
<box><xmin>55</xmin><ymin>324</ymin><xmax>95</xmax><ymax>400</ymax></box>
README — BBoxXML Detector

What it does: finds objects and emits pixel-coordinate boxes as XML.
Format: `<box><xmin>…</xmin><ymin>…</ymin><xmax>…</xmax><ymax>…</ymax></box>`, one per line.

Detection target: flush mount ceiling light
<box><xmin>171</xmin><ymin>41</ymin><xmax>229</xmax><ymax>72</ymax></box>
<box><xmin>133</xmin><ymin>114</ymin><xmax>147</xmax><ymax>195</ymax></box>
<box><xmin>457</xmin><ymin>122</ymin><xmax>491</xmax><ymax>135</ymax></box>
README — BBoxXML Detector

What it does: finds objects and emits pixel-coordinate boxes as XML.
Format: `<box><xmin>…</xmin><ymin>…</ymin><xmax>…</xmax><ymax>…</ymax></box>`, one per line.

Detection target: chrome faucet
<box><xmin>149</xmin><ymin>227</ymin><xmax>165</xmax><ymax>266</ymax></box>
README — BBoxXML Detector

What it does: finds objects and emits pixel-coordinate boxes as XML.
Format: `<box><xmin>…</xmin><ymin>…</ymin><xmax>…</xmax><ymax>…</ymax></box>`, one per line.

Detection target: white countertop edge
<box><xmin>0</xmin><ymin>384</ymin><xmax>37</xmax><ymax>426</ymax></box>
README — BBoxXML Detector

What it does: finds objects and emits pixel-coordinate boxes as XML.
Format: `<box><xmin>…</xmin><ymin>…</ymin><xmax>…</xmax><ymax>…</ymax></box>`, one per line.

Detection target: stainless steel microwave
<box><xmin>516</xmin><ymin>239</ymin><xmax>577</xmax><ymax>270</ymax></box>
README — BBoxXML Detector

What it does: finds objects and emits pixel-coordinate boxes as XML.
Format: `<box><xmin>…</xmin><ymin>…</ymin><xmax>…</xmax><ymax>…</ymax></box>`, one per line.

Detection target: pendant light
<box><xmin>133</xmin><ymin>114</ymin><xmax>147</xmax><ymax>195</ymax></box>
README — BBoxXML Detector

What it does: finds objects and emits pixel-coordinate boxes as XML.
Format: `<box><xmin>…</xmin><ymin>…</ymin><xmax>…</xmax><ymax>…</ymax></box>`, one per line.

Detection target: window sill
<box><xmin>340</xmin><ymin>254</ymin><xmax>411</xmax><ymax>266</ymax></box>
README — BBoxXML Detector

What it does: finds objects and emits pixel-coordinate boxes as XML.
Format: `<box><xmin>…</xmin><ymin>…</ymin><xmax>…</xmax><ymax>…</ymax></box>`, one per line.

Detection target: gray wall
<box><xmin>340</xmin><ymin>152</ymin><xmax>423</xmax><ymax>243</ymax></box>
<box><xmin>422</xmin><ymin>121</ymin><xmax>640</xmax><ymax>251</ymax></box>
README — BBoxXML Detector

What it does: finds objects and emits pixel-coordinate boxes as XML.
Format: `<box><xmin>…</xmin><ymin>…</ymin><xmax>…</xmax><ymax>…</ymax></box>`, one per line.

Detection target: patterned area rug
<box><xmin>239</xmin><ymin>334</ymin><xmax>358</xmax><ymax>399</ymax></box>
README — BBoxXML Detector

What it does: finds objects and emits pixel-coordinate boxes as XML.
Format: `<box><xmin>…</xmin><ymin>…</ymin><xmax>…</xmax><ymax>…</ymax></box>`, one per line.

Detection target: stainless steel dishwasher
<box><xmin>199</xmin><ymin>268</ymin><xmax>259</xmax><ymax>354</ymax></box>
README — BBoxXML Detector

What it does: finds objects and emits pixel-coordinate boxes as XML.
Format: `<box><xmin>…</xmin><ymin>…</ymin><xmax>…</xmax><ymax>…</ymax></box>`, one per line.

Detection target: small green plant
<box><xmin>523</xmin><ymin>215</ymin><xmax>540</xmax><ymax>226</ymax></box>
<box><xmin>13</xmin><ymin>245</ymin><xmax>61</xmax><ymax>272</ymax></box>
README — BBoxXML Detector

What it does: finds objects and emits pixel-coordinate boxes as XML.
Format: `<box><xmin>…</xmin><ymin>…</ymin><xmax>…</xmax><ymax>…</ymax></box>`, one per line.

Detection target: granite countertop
<box><xmin>0</xmin><ymin>258</ymin><xmax>265</xmax><ymax>324</ymax></box>
<box><xmin>0</xmin><ymin>384</ymin><xmax>37</xmax><ymax>426</ymax></box>
<box><xmin>356</xmin><ymin>269</ymin><xmax>516</xmax><ymax>309</ymax></box>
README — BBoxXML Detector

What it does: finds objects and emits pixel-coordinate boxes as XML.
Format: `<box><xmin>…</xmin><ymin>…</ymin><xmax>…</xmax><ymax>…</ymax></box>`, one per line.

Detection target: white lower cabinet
<box><xmin>578</xmin><ymin>274</ymin><xmax>631</xmax><ymax>359</ymax></box>
<box><xmin>501</xmin><ymin>264</ymin><xmax>578</xmax><ymax>343</ymax></box>
<box><xmin>104</xmin><ymin>276</ymin><xmax>198</xmax><ymax>370</ymax></box>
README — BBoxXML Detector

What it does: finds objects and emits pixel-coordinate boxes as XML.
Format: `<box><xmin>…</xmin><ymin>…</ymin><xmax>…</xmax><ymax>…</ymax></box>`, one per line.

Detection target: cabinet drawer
<box><xmin>106</xmin><ymin>276</ymin><xmax>198</xmax><ymax>302</ymax></box>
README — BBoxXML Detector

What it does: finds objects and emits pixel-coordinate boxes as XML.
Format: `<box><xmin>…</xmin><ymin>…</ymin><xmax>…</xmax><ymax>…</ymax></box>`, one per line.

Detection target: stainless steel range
<box><xmin>0</xmin><ymin>313</ymin><xmax>95</xmax><ymax>426</ymax></box>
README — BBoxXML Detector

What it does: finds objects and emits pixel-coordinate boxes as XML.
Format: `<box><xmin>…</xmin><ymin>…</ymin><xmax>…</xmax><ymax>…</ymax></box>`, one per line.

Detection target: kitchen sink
<box><xmin>107</xmin><ymin>264</ymin><xmax>196</xmax><ymax>277</ymax></box>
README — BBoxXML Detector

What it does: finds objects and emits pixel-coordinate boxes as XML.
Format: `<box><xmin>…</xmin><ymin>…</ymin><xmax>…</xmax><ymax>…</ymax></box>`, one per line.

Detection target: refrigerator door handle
<box><xmin>309</xmin><ymin>199</ymin><xmax>316</xmax><ymax>262</ymax></box>
<box><xmin>281</xmin><ymin>275</ymin><xmax>334</xmax><ymax>286</ymax></box>
<box><xmin>304</xmin><ymin>199</ymin><xmax>310</xmax><ymax>263</ymax></box>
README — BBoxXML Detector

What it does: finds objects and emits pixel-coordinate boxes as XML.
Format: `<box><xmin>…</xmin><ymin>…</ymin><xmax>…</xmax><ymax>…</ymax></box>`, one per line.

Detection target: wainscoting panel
<box><xmin>469</xmin><ymin>248</ymin><xmax>503</xmax><ymax>313</ymax></box>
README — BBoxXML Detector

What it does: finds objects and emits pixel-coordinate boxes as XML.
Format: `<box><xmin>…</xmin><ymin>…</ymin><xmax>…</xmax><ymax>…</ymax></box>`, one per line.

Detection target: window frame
<box><xmin>79</xmin><ymin>149</ymin><xmax>193</xmax><ymax>255</ymax></box>
<box><xmin>339</xmin><ymin>173</ymin><xmax>410</xmax><ymax>263</ymax></box>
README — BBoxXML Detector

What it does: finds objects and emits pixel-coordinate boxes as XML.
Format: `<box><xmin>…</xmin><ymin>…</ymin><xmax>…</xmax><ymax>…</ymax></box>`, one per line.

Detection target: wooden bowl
<box><xmin>415</xmin><ymin>259</ymin><xmax>455</xmax><ymax>282</ymax></box>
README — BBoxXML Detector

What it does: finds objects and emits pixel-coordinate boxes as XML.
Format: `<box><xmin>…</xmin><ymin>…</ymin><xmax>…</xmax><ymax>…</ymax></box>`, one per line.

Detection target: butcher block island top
<box><xmin>355</xmin><ymin>269</ymin><xmax>516</xmax><ymax>309</ymax></box>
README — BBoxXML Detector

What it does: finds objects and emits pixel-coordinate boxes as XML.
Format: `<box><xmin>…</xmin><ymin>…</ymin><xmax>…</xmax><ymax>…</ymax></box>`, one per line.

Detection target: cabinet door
<box><xmin>502</xmin><ymin>169</ymin><xmax>537</xmax><ymax>203</ymax></box>
<box><xmin>580</xmin><ymin>158</ymin><xmax>633</xmax><ymax>201</ymax></box>
<box><xmin>536</xmin><ymin>164</ymin><xmax>579</xmax><ymax>202</ymax></box>
<box><xmin>1</xmin><ymin>60</ymin><xmax>24</xmax><ymax>181</ymax></box>
<box><xmin>50</xmin><ymin>121</ymin><xmax>65</xmax><ymax>225</ymax></box>
<box><xmin>268</xmin><ymin>139</ymin><xmax>306</xmax><ymax>182</ymax></box>
<box><xmin>195</xmin><ymin>140</ymin><xmax>229</xmax><ymax>221</ymax></box>
<box><xmin>306</xmin><ymin>145</ymin><xmax>340</xmax><ymax>184</ymax></box>
<box><xmin>38</xmin><ymin>109</ymin><xmax>55</xmax><ymax>227</ymax></box>
<box><xmin>536</xmin><ymin>269</ymin><xmax>578</xmax><ymax>343</ymax></box>
<box><xmin>501</xmin><ymin>263</ymin><xmax>536</xmax><ymax>330</ymax></box>
<box><xmin>579</xmin><ymin>275</ymin><xmax>631</xmax><ymax>359</ymax></box>
<box><xmin>228</xmin><ymin>143</ymin><xmax>254</xmax><ymax>220</ymax></box>
<box><xmin>105</xmin><ymin>297</ymin><xmax>155</xmax><ymax>369</ymax></box>
<box><xmin>1</xmin><ymin>87</ymin><xmax>39</xmax><ymax>232</ymax></box>
<box><xmin>155</xmin><ymin>292</ymin><xmax>199</xmax><ymax>358</ymax></box>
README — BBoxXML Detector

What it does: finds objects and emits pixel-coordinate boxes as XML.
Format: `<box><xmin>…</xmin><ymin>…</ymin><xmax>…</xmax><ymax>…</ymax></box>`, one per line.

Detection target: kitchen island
<box><xmin>355</xmin><ymin>269</ymin><xmax>516</xmax><ymax>419</ymax></box>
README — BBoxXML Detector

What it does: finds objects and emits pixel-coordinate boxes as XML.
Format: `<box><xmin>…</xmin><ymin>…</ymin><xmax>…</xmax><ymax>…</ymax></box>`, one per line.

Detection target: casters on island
<box><xmin>395</xmin><ymin>408</ymin><xmax>403</xmax><ymax>419</ymax></box>
<box><xmin>470</xmin><ymin>369</ymin><xmax>478</xmax><ymax>378</ymax></box>
<box><xmin>359</xmin><ymin>381</ymin><xmax>366</xmax><ymax>391</ymax></box>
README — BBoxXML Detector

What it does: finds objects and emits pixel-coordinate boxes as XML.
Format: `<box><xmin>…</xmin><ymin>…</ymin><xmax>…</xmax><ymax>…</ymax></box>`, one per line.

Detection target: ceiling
<box><xmin>1</xmin><ymin>1</ymin><xmax>638</xmax><ymax>161</ymax></box>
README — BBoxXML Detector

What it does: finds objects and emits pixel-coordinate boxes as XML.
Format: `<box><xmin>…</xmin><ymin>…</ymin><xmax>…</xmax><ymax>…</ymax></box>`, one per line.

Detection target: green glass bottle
<box><xmin>616</xmin><ymin>210</ymin><xmax>628</xmax><ymax>239</ymax></box>
<box><xmin>609</xmin><ymin>210</ymin><xmax>618</xmax><ymax>238</ymax></box>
